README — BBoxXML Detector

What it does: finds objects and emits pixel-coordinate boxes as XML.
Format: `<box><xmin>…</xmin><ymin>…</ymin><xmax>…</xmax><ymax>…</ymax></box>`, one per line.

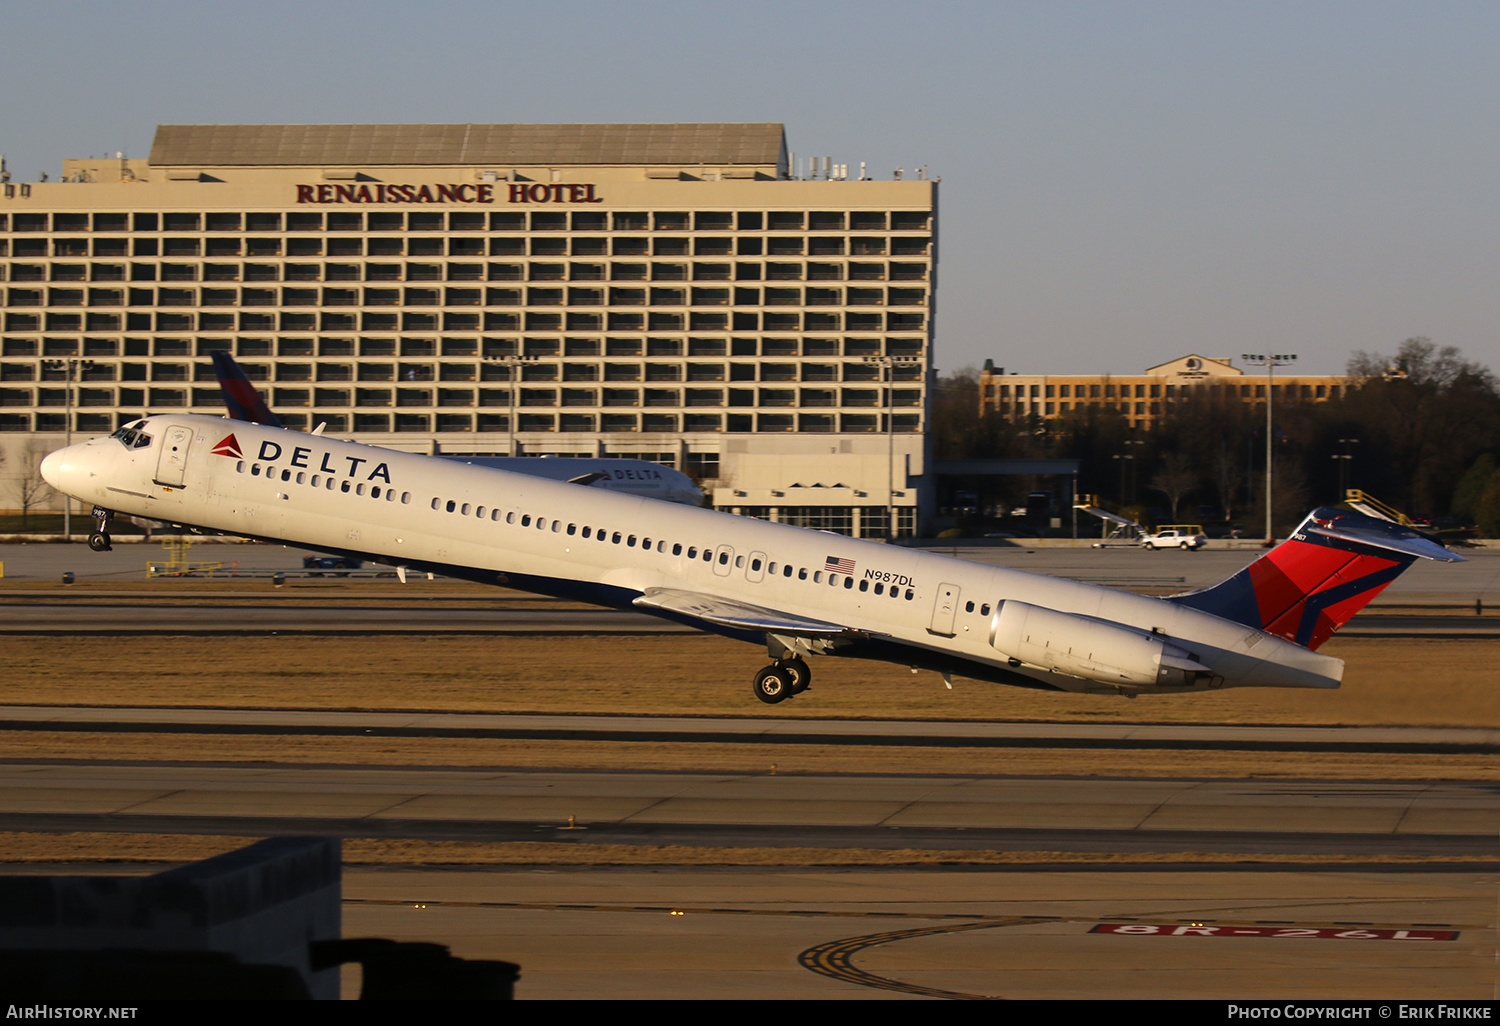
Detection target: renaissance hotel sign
<box><xmin>295</xmin><ymin>183</ymin><xmax>604</xmax><ymax>204</ymax></box>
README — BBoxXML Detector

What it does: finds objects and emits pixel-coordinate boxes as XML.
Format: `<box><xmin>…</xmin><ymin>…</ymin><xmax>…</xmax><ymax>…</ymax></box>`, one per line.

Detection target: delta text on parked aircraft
<box><xmin>40</xmin><ymin>415</ymin><xmax>1461</xmax><ymax>704</ymax></box>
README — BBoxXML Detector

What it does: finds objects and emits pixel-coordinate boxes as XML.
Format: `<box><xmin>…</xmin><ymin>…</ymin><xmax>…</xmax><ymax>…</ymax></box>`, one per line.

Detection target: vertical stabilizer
<box><xmin>1168</xmin><ymin>508</ymin><xmax>1461</xmax><ymax>650</ymax></box>
<box><xmin>211</xmin><ymin>350</ymin><xmax>282</xmax><ymax>428</ymax></box>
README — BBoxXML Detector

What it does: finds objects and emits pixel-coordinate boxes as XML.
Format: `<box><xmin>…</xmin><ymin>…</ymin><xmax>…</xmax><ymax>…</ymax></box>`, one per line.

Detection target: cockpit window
<box><xmin>110</xmin><ymin>426</ymin><xmax>152</xmax><ymax>450</ymax></box>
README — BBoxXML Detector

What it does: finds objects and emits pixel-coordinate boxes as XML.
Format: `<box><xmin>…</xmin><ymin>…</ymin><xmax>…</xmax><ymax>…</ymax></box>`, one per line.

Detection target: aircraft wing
<box><xmin>633</xmin><ymin>587</ymin><xmax>870</xmax><ymax>636</ymax></box>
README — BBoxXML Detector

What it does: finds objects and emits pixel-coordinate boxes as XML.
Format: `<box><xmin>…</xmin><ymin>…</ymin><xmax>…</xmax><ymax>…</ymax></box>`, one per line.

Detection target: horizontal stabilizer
<box><xmin>1302</xmin><ymin>517</ymin><xmax>1462</xmax><ymax>563</ymax></box>
<box><xmin>634</xmin><ymin>588</ymin><xmax>860</xmax><ymax>636</ymax></box>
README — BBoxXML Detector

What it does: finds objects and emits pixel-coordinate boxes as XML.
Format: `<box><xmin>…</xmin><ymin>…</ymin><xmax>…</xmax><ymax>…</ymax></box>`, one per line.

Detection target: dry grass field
<box><xmin>3</xmin><ymin>631</ymin><xmax>1495</xmax><ymax>727</ymax></box>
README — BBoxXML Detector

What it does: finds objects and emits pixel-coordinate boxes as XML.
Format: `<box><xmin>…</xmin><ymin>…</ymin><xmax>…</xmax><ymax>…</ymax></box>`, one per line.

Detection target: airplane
<box><xmin>210</xmin><ymin>351</ymin><xmax>705</xmax><ymax>507</ymax></box>
<box><xmin>41</xmin><ymin>413</ymin><xmax>1461</xmax><ymax>704</ymax></box>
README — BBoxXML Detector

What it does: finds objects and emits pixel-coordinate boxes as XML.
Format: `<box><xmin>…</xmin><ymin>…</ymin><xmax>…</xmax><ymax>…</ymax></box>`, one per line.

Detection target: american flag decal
<box><xmin>825</xmin><ymin>556</ymin><xmax>856</xmax><ymax>575</ymax></box>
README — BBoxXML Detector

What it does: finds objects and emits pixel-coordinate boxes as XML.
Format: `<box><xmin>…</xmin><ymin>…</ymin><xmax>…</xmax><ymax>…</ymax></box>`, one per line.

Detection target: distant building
<box><xmin>978</xmin><ymin>354</ymin><xmax>1352</xmax><ymax>431</ymax></box>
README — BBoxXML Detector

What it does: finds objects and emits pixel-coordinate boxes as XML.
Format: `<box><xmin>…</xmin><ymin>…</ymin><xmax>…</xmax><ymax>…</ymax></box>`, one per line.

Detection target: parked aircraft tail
<box><xmin>1167</xmin><ymin>507</ymin><xmax>1462</xmax><ymax>650</ymax></box>
<box><xmin>211</xmin><ymin>350</ymin><xmax>282</xmax><ymax>427</ymax></box>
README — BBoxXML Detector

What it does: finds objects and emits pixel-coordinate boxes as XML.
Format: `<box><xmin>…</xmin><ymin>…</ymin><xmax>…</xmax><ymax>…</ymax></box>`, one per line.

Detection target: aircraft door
<box><xmin>927</xmin><ymin>582</ymin><xmax>961</xmax><ymax>637</ymax></box>
<box><xmin>746</xmin><ymin>551</ymin><xmax>767</xmax><ymax>583</ymax></box>
<box><xmin>712</xmin><ymin>544</ymin><xmax>735</xmax><ymax>577</ymax></box>
<box><xmin>154</xmin><ymin>425</ymin><xmax>194</xmax><ymax>487</ymax></box>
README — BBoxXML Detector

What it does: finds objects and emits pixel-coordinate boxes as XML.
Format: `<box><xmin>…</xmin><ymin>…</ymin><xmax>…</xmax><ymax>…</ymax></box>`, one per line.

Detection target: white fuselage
<box><xmin>42</xmin><ymin>414</ymin><xmax>1343</xmax><ymax>695</ymax></box>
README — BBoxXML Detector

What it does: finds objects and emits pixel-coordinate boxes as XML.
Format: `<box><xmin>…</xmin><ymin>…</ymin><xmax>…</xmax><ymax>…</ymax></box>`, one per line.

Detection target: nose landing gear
<box><xmin>88</xmin><ymin>506</ymin><xmax>114</xmax><ymax>552</ymax></box>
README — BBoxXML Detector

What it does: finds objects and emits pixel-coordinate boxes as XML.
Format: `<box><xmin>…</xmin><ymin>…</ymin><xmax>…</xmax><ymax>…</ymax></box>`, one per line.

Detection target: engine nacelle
<box><xmin>990</xmin><ymin>600</ymin><xmax>1212</xmax><ymax>688</ymax></box>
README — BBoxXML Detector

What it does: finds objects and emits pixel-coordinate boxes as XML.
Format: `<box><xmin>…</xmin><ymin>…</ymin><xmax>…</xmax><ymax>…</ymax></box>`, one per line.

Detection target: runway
<box><xmin>1</xmin><ymin>595</ymin><xmax>1496</xmax><ymax>636</ymax></box>
<box><xmin>4</xmin><ymin>704</ymin><xmax>1498</xmax><ymax>756</ymax></box>
<box><xmin>1</xmin><ymin>749</ymin><xmax>1496</xmax><ymax>858</ymax></box>
<box><xmin>335</xmin><ymin>867</ymin><xmax>1496</xmax><ymax>1000</ymax></box>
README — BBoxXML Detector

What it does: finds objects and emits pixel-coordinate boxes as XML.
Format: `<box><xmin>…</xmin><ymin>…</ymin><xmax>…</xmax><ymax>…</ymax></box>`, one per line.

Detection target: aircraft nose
<box><xmin>40</xmin><ymin>447</ymin><xmax>67</xmax><ymax>489</ymax></box>
<box><xmin>40</xmin><ymin>443</ymin><xmax>88</xmax><ymax>493</ymax></box>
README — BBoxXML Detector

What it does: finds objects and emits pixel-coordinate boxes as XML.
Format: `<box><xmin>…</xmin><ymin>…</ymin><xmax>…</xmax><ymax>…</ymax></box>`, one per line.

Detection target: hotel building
<box><xmin>980</xmin><ymin>354</ymin><xmax>1352</xmax><ymax>431</ymax></box>
<box><xmin>0</xmin><ymin>123</ymin><xmax>936</xmax><ymax>536</ymax></box>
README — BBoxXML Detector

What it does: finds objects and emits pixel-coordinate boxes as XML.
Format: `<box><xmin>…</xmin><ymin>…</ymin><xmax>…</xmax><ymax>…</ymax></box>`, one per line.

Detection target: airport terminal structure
<box><xmin>0</xmin><ymin>123</ymin><xmax>936</xmax><ymax>537</ymax></box>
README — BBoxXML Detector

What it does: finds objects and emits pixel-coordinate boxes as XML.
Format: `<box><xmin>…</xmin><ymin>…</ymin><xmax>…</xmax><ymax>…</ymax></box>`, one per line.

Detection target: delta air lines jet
<box><xmin>41</xmin><ymin>415</ymin><xmax>1460</xmax><ymax>704</ymax></box>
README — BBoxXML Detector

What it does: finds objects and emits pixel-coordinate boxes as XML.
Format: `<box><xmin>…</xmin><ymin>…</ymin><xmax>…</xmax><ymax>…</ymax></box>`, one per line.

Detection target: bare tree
<box><xmin>14</xmin><ymin>445</ymin><xmax>53</xmax><ymax>530</ymax></box>
<box><xmin>1148</xmin><ymin>452</ymin><xmax>1199</xmax><ymax>521</ymax></box>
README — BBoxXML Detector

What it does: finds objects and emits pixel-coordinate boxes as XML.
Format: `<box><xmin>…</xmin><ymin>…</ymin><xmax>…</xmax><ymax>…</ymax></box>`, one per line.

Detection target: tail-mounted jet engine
<box><xmin>989</xmin><ymin>600</ymin><xmax>1213</xmax><ymax>690</ymax></box>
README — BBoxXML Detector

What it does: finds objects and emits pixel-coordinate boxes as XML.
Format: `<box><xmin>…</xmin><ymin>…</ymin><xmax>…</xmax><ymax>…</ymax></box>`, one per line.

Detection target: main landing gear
<box><xmin>88</xmin><ymin>506</ymin><xmax>114</xmax><ymax>552</ymax></box>
<box><xmin>751</xmin><ymin>658</ymin><xmax>811</xmax><ymax>705</ymax></box>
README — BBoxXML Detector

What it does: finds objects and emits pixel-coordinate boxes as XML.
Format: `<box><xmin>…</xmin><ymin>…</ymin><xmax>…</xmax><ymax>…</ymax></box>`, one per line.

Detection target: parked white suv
<box><xmin>1141</xmin><ymin>525</ymin><xmax>1207</xmax><ymax>550</ymax></box>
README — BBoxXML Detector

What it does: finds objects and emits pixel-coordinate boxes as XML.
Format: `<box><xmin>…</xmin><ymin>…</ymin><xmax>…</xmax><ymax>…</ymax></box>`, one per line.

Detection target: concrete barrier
<box><xmin>0</xmin><ymin>837</ymin><xmax>341</xmax><ymax>999</ymax></box>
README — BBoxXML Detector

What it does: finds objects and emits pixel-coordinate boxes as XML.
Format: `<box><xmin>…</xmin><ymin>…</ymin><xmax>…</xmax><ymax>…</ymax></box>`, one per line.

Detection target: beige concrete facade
<box><xmin>979</xmin><ymin>354</ymin><xmax>1352</xmax><ymax>431</ymax></box>
<box><xmin>0</xmin><ymin>124</ymin><xmax>935</xmax><ymax>537</ymax></box>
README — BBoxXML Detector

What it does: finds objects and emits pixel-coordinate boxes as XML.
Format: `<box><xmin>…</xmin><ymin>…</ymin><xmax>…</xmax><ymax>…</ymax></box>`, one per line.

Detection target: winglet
<box><xmin>211</xmin><ymin>350</ymin><xmax>282</xmax><ymax>428</ymax></box>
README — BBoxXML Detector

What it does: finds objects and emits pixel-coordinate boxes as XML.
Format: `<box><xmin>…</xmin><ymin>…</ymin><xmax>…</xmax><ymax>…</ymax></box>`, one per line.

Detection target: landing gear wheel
<box><xmin>88</xmin><ymin>531</ymin><xmax>112</xmax><ymax>552</ymax></box>
<box><xmin>781</xmin><ymin>658</ymin><xmax>812</xmax><ymax>694</ymax></box>
<box><xmin>752</xmin><ymin>665</ymin><xmax>794</xmax><ymax>704</ymax></box>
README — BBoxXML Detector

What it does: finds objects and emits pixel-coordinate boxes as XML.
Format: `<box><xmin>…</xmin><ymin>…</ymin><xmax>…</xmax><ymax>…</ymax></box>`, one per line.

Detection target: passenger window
<box><xmin>251</xmin><ymin>465</ymin><xmax>261</xmax><ymax>477</ymax></box>
<box><xmin>859</xmin><ymin>580</ymin><xmax>869</xmax><ymax>592</ymax></box>
<box><xmin>844</xmin><ymin>578</ymin><xmax>853</xmax><ymax>589</ymax></box>
<box><xmin>356</xmin><ymin>484</ymin><xmax>366</xmax><ymax>496</ymax></box>
<box><xmin>582</xmin><ymin>526</ymin><xmax>591</xmax><ymax>538</ymax></box>
<box><xmin>552</xmin><ymin>521</ymin><xmax>562</xmax><ymax>533</ymax></box>
<box><xmin>568</xmin><ymin>524</ymin><xmax>576</xmax><ymax>535</ymax></box>
<box><xmin>281</xmin><ymin>469</ymin><xmax>292</xmax><ymax>481</ymax></box>
<box><xmin>718</xmin><ymin>551</ymin><xmax>729</xmax><ymax>564</ymax></box>
<box><xmin>813</xmin><ymin>572</ymin><xmax>822</xmax><ymax>583</ymax></box>
<box><xmin>734</xmin><ymin>555</ymin><xmax>744</xmax><ymax>568</ymax></box>
<box><xmin>297</xmin><ymin>472</ymin><xmax>306</xmax><ymax>485</ymax></box>
<box><xmin>751</xmin><ymin>559</ymin><xmax>762</xmax><ymax>572</ymax></box>
<box><xmin>981</xmin><ymin>604</ymin><xmax>990</xmax><ymax>615</ymax></box>
<box><xmin>965</xmin><ymin>601</ymin><xmax>975</xmax><ymax>613</ymax></box>
<box><xmin>673</xmin><ymin>543</ymin><xmax>682</xmax><ymax>555</ymax></box>
<box><xmin>613</xmin><ymin>532</ymin><xmax>622</xmax><ymax>544</ymax></box>
<box><xmin>797</xmin><ymin>569</ymin><xmax>806</xmax><ymax>580</ymax></box>
<box><xmin>521</xmin><ymin>514</ymin><xmax>532</xmax><ymax>527</ymax></box>
<box><xmin>475</xmin><ymin>505</ymin><xmax>484</xmax><ymax>517</ymax></box>
<box><xmin>446</xmin><ymin>500</ymin><xmax>456</xmax><ymax>512</ymax></box>
<box><xmin>875</xmin><ymin>583</ymin><xmax>884</xmax><ymax>594</ymax></box>
<box><xmin>687</xmin><ymin>546</ymin><xmax>696</xmax><ymax>558</ymax></box>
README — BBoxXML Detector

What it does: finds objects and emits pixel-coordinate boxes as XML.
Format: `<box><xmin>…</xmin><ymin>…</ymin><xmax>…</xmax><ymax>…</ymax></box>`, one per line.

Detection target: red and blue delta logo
<box><xmin>211</xmin><ymin>434</ymin><xmax>243</xmax><ymax>459</ymax></box>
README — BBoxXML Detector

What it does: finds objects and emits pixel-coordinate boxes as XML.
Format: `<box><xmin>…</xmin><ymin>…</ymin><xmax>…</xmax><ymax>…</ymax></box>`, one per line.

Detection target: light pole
<box><xmin>42</xmin><ymin>358</ymin><xmax>94</xmax><ymax>540</ymax></box>
<box><xmin>482</xmin><ymin>353</ymin><xmax>537</xmax><ymax>456</ymax></box>
<box><xmin>1241</xmin><ymin>353</ymin><xmax>1296</xmax><ymax>543</ymax></box>
<box><xmin>862</xmin><ymin>354</ymin><xmax>922</xmax><ymax>539</ymax></box>
<box><xmin>1332</xmin><ymin>437</ymin><xmax>1359</xmax><ymax>502</ymax></box>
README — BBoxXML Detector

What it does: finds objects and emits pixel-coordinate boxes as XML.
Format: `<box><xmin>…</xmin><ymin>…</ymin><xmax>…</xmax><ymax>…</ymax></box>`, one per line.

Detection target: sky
<box><xmin>3</xmin><ymin>0</ymin><xmax>1498</xmax><ymax>378</ymax></box>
